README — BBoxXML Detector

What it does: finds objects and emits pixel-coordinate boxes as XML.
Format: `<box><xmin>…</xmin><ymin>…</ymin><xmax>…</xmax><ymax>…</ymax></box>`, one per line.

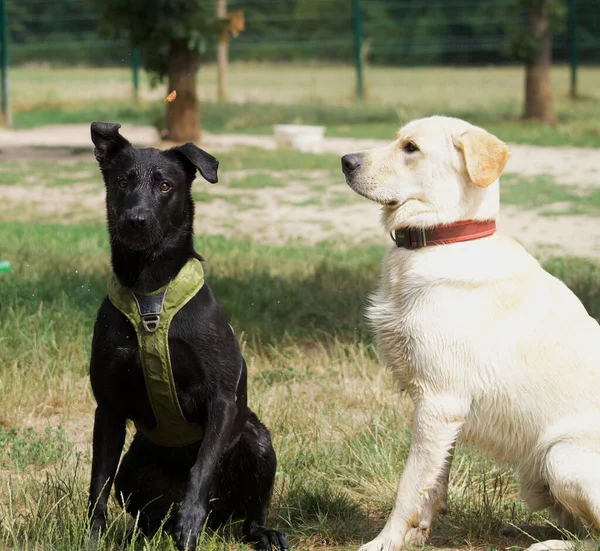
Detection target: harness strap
<box><xmin>108</xmin><ymin>258</ymin><xmax>205</xmax><ymax>447</ymax></box>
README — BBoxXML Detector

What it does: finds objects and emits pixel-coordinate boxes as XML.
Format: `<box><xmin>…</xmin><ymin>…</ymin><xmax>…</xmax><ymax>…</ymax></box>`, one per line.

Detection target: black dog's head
<box><xmin>91</xmin><ymin>122</ymin><xmax>219</xmax><ymax>252</ymax></box>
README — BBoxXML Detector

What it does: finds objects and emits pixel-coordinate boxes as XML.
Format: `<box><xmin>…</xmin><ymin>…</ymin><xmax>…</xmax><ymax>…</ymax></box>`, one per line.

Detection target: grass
<box><xmin>191</xmin><ymin>189</ymin><xmax>260</xmax><ymax>210</ymax></box>
<box><xmin>502</xmin><ymin>173</ymin><xmax>600</xmax><ymax>216</ymax></box>
<box><xmin>215</xmin><ymin>148</ymin><xmax>340</xmax><ymax>172</ymax></box>
<box><xmin>0</xmin><ymin>160</ymin><xmax>97</xmax><ymax>188</ymax></box>
<box><xmin>2</xmin><ymin>145</ymin><xmax>600</xmax><ymax>549</ymax></box>
<box><xmin>0</xmin><ymin>426</ymin><xmax>71</xmax><ymax>471</ymax></box>
<box><xmin>7</xmin><ymin>63</ymin><xmax>600</xmax><ymax>147</ymax></box>
<box><xmin>229</xmin><ymin>173</ymin><xmax>285</xmax><ymax>189</ymax></box>
<box><xmin>4</xmin><ymin>148</ymin><xmax>600</xmax><ymax>253</ymax></box>
<box><xmin>2</xmin><ymin>217</ymin><xmax>600</xmax><ymax>550</ymax></box>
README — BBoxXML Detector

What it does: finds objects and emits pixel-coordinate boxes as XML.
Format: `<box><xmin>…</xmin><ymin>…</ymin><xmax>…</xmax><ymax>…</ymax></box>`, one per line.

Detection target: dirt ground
<box><xmin>2</xmin><ymin>123</ymin><xmax>600</xmax><ymax>258</ymax></box>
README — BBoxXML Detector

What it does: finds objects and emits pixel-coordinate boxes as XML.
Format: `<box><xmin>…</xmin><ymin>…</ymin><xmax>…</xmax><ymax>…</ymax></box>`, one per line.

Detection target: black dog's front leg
<box><xmin>173</xmin><ymin>400</ymin><xmax>237</xmax><ymax>551</ymax></box>
<box><xmin>88</xmin><ymin>406</ymin><xmax>126</xmax><ymax>547</ymax></box>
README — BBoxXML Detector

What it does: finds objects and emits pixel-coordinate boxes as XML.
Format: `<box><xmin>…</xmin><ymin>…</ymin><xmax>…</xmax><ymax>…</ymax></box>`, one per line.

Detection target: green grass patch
<box><xmin>3</xmin><ymin>219</ymin><xmax>600</xmax><ymax>385</ymax></box>
<box><xmin>192</xmin><ymin>189</ymin><xmax>260</xmax><ymax>210</ymax></box>
<box><xmin>288</xmin><ymin>197</ymin><xmax>321</xmax><ymax>207</ymax></box>
<box><xmin>7</xmin><ymin>64</ymin><xmax>600</xmax><ymax>148</ymax></box>
<box><xmin>228</xmin><ymin>173</ymin><xmax>285</xmax><ymax>189</ymax></box>
<box><xmin>0</xmin><ymin>426</ymin><xmax>72</xmax><ymax>471</ymax></box>
<box><xmin>200</xmin><ymin>101</ymin><xmax>398</xmax><ymax>135</ymax></box>
<box><xmin>13</xmin><ymin>103</ymin><xmax>160</xmax><ymax>130</ymax></box>
<box><xmin>326</xmin><ymin>191</ymin><xmax>360</xmax><ymax>208</ymax></box>
<box><xmin>542</xmin><ymin>256</ymin><xmax>600</xmax><ymax>312</ymax></box>
<box><xmin>216</xmin><ymin>147</ymin><xmax>340</xmax><ymax>172</ymax></box>
<box><xmin>12</xmin><ymin>97</ymin><xmax>600</xmax><ymax>149</ymax></box>
<box><xmin>501</xmin><ymin>173</ymin><xmax>600</xmax><ymax>216</ymax></box>
<box><xmin>0</xmin><ymin>150</ymin><xmax>336</xmax><ymax>196</ymax></box>
<box><xmin>0</xmin><ymin>159</ymin><xmax>98</xmax><ymax>188</ymax></box>
<box><xmin>321</xmin><ymin>120</ymin><xmax>600</xmax><ymax>148</ymax></box>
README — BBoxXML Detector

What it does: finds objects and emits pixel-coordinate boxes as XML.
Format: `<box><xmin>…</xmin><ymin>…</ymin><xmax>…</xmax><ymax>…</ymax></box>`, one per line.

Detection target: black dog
<box><xmin>87</xmin><ymin>122</ymin><xmax>288</xmax><ymax>551</ymax></box>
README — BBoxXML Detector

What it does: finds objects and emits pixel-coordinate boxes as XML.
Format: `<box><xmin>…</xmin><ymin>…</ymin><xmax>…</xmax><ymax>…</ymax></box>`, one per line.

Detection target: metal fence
<box><xmin>221</xmin><ymin>0</ymin><xmax>600</xmax><ymax>66</ymax></box>
<box><xmin>0</xmin><ymin>0</ymin><xmax>598</xmax><ymax>121</ymax></box>
<box><xmin>3</xmin><ymin>0</ymin><xmax>600</xmax><ymax>68</ymax></box>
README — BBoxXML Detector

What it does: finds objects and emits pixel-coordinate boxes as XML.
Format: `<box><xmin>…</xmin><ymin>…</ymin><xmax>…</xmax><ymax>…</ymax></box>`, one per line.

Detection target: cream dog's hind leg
<box><xmin>503</xmin><ymin>474</ymin><xmax>578</xmax><ymax>541</ymax></box>
<box><xmin>525</xmin><ymin>443</ymin><xmax>600</xmax><ymax>551</ymax></box>
<box><xmin>359</xmin><ymin>397</ymin><xmax>466</xmax><ymax>551</ymax></box>
<box><xmin>525</xmin><ymin>540</ymin><xmax>596</xmax><ymax>551</ymax></box>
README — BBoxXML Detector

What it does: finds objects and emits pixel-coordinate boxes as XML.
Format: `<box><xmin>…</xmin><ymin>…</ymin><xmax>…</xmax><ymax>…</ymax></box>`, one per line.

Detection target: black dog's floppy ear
<box><xmin>173</xmin><ymin>142</ymin><xmax>219</xmax><ymax>184</ymax></box>
<box><xmin>91</xmin><ymin>122</ymin><xmax>130</xmax><ymax>165</ymax></box>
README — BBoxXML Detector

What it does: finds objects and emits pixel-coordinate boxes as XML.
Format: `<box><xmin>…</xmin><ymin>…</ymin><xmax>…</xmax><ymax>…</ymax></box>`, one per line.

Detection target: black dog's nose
<box><xmin>341</xmin><ymin>154</ymin><xmax>362</xmax><ymax>175</ymax></box>
<box><xmin>127</xmin><ymin>214</ymin><xmax>147</xmax><ymax>229</ymax></box>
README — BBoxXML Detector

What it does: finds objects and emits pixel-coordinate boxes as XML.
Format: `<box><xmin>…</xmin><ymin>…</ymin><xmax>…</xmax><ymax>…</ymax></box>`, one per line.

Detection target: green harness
<box><xmin>107</xmin><ymin>258</ymin><xmax>205</xmax><ymax>447</ymax></box>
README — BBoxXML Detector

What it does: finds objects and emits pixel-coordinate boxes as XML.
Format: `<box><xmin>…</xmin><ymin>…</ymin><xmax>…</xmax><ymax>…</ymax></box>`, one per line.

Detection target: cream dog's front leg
<box><xmin>359</xmin><ymin>395</ymin><xmax>467</xmax><ymax>551</ymax></box>
<box><xmin>403</xmin><ymin>443</ymin><xmax>455</xmax><ymax>545</ymax></box>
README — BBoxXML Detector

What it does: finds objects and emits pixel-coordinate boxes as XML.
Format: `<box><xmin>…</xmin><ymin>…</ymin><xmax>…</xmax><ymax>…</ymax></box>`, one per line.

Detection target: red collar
<box><xmin>391</xmin><ymin>220</ymin><xmax>496</xmax><ymax>249</ymax></box>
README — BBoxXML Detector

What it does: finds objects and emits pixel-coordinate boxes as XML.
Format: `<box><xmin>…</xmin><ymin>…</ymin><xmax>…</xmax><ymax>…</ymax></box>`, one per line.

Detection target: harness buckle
<box><xmin>141</xmin><ymin>313</ymin><xmax>161</xmax><ymax>333</ymax></box>
<box><xmin>133</xmin><ymin>288</ymin><xmax>167</xmax><ymax>333</ymax></box>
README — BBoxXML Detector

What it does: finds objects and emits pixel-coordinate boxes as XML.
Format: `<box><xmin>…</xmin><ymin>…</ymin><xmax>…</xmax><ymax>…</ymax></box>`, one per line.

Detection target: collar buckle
<box><xmin>391</xmin><ymin>228</ymin><xmax>427</xmax><ymax>249</ymax></box>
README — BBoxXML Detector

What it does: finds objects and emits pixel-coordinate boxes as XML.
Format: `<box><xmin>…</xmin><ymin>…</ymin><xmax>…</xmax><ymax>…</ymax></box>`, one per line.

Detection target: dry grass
<box><xmin>2</xmin><ymin>148</ymin><xmax>600</xmax><ymax>550</ymax></box>
<box><xmin>4</xmin><ymin>218</ymin><xmax>600</xmax><ymax>550</ymax></box>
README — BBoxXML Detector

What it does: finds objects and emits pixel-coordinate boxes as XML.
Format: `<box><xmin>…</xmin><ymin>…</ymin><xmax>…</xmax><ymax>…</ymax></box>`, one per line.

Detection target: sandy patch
<box><xmin>202</xmin><ymin>133</ymin><xmax>600</xmax><ymax>188</ymax></box>
<box><xmin>2</xmin><ymin>125</ymin><xmax>600</xmax><ymax>257</ymax></box>
<box><xmin>0</xmin><ymin>183</ymin><xmax>104</xmax><ymax>224</ymax></box>
<box><xmin>0</xmin><ymin>123</ymin><xmax>159</xmax><ymax>150</ymax></box>
<box><xmin>199</xmin><ymin>133</ymin><xmax>600</xmax><ymax>256</ymax></box>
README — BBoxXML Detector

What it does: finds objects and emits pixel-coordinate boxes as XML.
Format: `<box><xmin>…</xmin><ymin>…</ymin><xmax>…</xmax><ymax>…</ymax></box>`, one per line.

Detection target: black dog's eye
<box><xmin>118</xmin><ymin>178</ymin><xmax>127</xmax><ymax>189</ymax></box>
<box><xmin>403</xmin><ymin>141</ymin><xmax>419</xmax><ymax>153</ymax></box>
<box><xmin>160</xmin><ymin>182</ymin><xmax>171</xmax><ymax>192</ymax></box>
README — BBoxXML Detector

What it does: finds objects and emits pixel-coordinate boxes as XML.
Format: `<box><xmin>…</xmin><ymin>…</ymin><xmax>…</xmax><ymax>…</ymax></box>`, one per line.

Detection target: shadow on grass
<box><xmin>276</xmin><ymin>485</ymin><xmax>373</xmax><ymax>546</ymax></box>
<box><xmin>543</xmin><ymin>256</ymin><xmax>600</xmax><ymax>319</ymax></box>
<box><xmin>4</xmin><ymin>265</ymin><xmax>378</xmax><ymax>349</ymax></box>
<box><xmin>210</xmin><ymin>265</ymin><xmax>376</xmax><ymax>346</ymax></box>
<box><xmin>0</xmin><ymin>222</ymin><xmax>380</xmax><ymax>350</ymax></box>
<box><xmin>3</xmin><ymin>221</ymin><xmax>600</xmax><ymax>350</ymax></box>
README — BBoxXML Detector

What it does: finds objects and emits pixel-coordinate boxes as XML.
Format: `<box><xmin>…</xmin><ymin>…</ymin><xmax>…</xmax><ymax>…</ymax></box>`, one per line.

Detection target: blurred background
<box><xmin>1</xmin><ymin>0</ymin><xmax>599</xmax><ymax>145</ymax></box>
<box><xmin>3</xmin><ymin>3</ymin><xmax>600</xmax><ymax>550</ymax></box>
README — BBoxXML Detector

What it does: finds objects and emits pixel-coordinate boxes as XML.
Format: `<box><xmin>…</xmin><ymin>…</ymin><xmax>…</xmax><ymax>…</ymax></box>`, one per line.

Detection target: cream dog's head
<box><xmin>341</xmin><ymin>116</ymin><xmax>510</xmax><ymax>232</ymax></box>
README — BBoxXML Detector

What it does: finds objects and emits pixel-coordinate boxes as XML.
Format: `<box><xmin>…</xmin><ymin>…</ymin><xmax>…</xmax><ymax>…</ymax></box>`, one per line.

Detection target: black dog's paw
<box><xmin>87</xmin><ymin>517</ymin><xmax>105</xmax><ymax>551</ymax></box>
<box><xmin>246</xmin><ymin>526</ymin><xmax>290</xmax><ymax>551</ymax></box>
<box><xmin>172</xmin><ymin>523</ymin><xmax>200</xmax><ymax>551</ymax></box>
<box><xmin>87</xmin><ymin>532</ymin><xmax>100</xmax><ymax>551</ymax></box>
<box><xmin>172</xmin><ymin>506</ymin><xmax>206</xmax><ymax>551</ymax></box>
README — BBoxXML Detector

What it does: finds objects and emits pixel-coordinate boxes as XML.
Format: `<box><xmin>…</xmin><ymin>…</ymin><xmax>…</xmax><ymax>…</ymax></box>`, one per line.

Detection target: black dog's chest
<box><xmin>134</xmin><ymin>333</ymin><xmax>205</xmax><ymax>424</ymax></box>
<box><xmin>90</xmin><ymin>285</ymin><xmax>247</xmax><ymax>440</ymax></box>
<box><xmin>92</xmin><ymin>300</ymin><xmax>208</xmax><ymax>430</ymax></box>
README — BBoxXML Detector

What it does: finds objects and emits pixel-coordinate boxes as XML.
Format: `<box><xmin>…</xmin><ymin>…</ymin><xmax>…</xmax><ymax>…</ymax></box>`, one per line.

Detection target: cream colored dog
<box><xmin>341</xmin><ymin>116</ymin><xmax>600</xmax><ymax>551</ymax></box>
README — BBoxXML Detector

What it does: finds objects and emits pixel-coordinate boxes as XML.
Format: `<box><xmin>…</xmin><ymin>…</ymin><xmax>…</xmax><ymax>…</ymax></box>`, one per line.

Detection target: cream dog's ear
<box><xmin>453</xmin><ymin>127</ymin><xmax>510</xmax><ymax>187</ymax></box>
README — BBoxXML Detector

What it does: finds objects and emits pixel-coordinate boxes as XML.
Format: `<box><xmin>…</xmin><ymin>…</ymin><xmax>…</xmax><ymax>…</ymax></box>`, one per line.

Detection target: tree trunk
<box><xmin>167</xmin><ymin>39</ymin><xmax>200</xmax><ymax>143</ymax></box>
<box><xmin>217</xmin><ymin>0</ymin><xmax>228</xmax><ymax>102</ymax></box>
<box><xmin>523</xmin><ymin>1</ymin><xmax>555</xmax><ymax>123</ymax></box>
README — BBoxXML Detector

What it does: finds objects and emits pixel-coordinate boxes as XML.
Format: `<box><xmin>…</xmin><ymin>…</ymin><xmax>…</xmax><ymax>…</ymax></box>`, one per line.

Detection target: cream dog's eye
<box><xmin>403</xmin><ymin>141</ymin><xmax>419</xmax><ymax>153</ymax></box>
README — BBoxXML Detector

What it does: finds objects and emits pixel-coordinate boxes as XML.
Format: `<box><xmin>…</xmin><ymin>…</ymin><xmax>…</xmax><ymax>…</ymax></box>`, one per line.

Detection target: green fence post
<box><xmin>568</xmin><ymin>0</ymin><xmax>578</xmax><ymax>99</ymax></box>
<box><xmin>0</xmin><ymin>0</ymin><xmax>11</xmax><ymax>127</ymax></box>
<box><xmin>352</xmin><ymin>0</ymin><xmax>364</xmax><ymax>101</ymax></box>
<box><xmin>132</xmin><ymin>47</ymin><xmax>140</xmax><ymax>102</ymax></box>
